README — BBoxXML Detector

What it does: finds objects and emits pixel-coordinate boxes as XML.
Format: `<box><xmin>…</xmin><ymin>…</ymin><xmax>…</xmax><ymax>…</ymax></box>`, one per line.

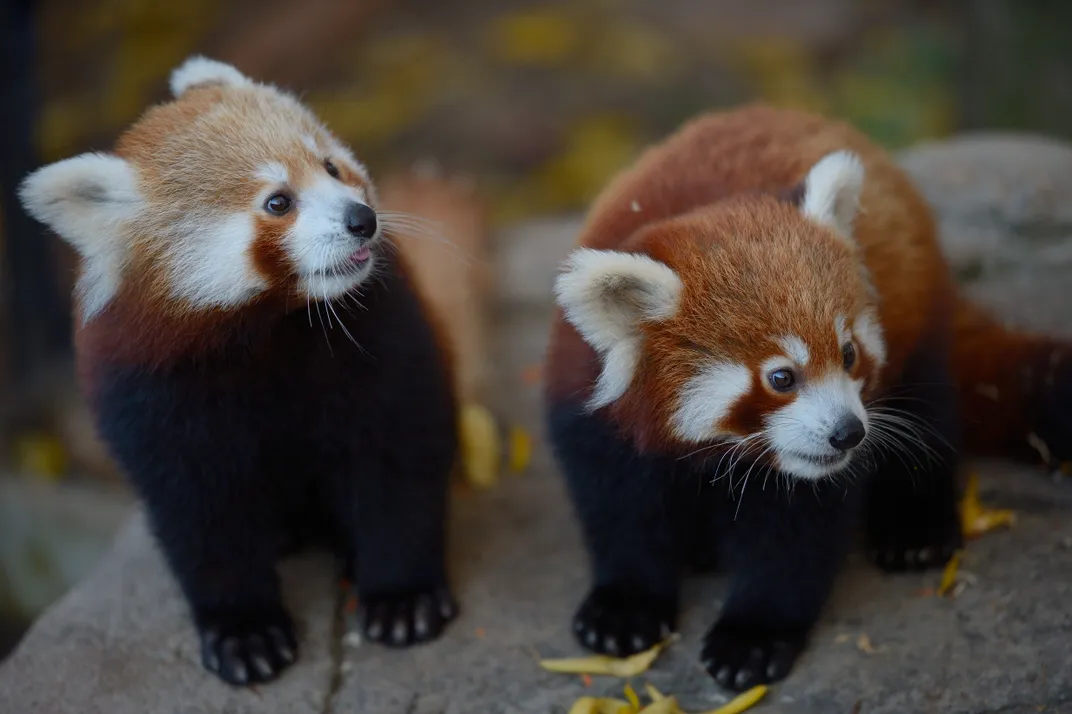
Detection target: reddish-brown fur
<box><xmin>73</xmin><ymin>82</ymin><xmax>456</xmax><ymax>394</ymax></box>
<box><xmin>547</xmin><ymin>103</ymin><xmax>952</xmax><ymax>453</ymax></box>
<box><xmin>952</xmin><ymin>298</ymin><xmax>1070</xmax><ymax>463</ymax></box>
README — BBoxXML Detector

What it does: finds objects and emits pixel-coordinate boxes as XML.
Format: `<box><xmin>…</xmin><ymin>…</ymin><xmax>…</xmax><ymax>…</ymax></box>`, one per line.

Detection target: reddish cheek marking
<box><xmin>723</xmin><ymin>374</ymin><xmax>789</xmax><ymax>434</ymax></box>
<box><xmin>251</xmin><ymin>216</ymin><xmax>294</xmax><ymax>288</ymax></box>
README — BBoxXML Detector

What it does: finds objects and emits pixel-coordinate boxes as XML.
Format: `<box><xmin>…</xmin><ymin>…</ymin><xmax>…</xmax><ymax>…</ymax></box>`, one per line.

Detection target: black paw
<box><xmin>572</xmin><ymin>585</ymin><xmax>677</xmax><ymax>657</ymax></box>
<box><xmin>198</xmin><ymin>611</ymin><xmax>297</xmax><ymax>686</ymax></box>
<box><xmin>701</xmin><ymin>622</ymin><xmax>806</xmax><ymax>692</ymax></box>
<box><xmin>357</xmin><ymin>585</ymin><xmax>457</xmax><ymax>647</ymax></box>
<box><xmin>865</xmin><ymin>475</ymin><xmax>963</xmax><ymax>573</ymax></box>
<box><xmin>868</xmin><ymin>541</ymin><xmax>959</xmax><ymax>573</ymax></box>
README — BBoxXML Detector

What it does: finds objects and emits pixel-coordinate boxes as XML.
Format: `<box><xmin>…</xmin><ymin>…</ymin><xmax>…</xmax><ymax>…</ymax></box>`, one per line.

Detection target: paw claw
<box><xmin>572</xmin><ymin>585</ymin><xmax>677</xmax><ymax>658</ymax></box>
<box><xmin>197</xmin><ymin>611</ymin><xmax>297</xmax><ymax>686</ymax></box>
<box><xmin>715</xmin><ymin>665</ymin><xmax>732</xmax><ymax>686</ymax></box>
<box><xmin>358</xmin><ymin>585</ymin><xmax>456</xmax><ymax>648</ymax></box>
<box><xmin>701</xmin><ymin>622</ymin><xmax>806</xmax><ymax>692</ymax></box>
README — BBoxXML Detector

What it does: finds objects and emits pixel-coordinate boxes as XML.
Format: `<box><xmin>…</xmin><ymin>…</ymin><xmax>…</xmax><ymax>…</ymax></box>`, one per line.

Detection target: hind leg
<box><xmin>865</xmin><ymin>346</ymin><xmax>963</xmax><ymax>572</ymax></box>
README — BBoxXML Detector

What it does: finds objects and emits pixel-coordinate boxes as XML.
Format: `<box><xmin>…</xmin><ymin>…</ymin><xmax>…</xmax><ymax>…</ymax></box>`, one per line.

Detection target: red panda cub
<box><xmin>19</xmin><ymin>58</ymin><xmax>459</xmax><ymax>686</ymax></box>
<box><xmin>545</xmin><ymin>104</ymin><xmax>1072</xmax><ymax>692</ymax></box>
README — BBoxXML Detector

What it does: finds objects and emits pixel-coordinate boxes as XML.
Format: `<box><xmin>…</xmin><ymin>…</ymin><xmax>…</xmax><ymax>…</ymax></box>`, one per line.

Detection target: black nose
<box><xmin>829</xmin><ymin>414</ymin><xmax>865</xmax><ymax>451</ymax></box>
<box><xmin>344</xmin><ymin>203</ymin><xmax>377</xmax><ymax>239</ymax></box>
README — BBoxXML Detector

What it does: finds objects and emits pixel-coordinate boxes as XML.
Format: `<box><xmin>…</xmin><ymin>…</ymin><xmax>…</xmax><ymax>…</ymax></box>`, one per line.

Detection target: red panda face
<box><xmin>556</xmin><ymin>151</ymin><xmax>888</xmax><ymax>480</ymax></box>
<box><xmin>19</xmin><ymin>57</ymin><xmax>382</xmax><ymax>323</ymax></box>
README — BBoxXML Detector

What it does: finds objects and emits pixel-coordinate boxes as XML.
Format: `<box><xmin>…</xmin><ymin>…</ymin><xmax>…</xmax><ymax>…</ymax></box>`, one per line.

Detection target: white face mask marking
<box><xmin>766</xmin><ymin>371</ymin><xmax>867</xmax><ymax>480</ymax></box>
<box><xmin>168</xmin><ymin>212</ymin><xmax>268</xmax><ymax>308</ymax></box>
<box><xmin>776</xmin><ymin>335</ymin><xmax>810</xmax><ymax>366</ymax></box>
<box><xmin>854</xmin><ymin>310</ymin><xmax>887</xmax><ymax>367</ymax></box>
<box><xmin>672</xmin><ymin>362</ymin><xmax>753</xmax><ymax>442</ymax></box>
<box><xmin>834</xmin><ymin>314</ymin><xmax>851</xmax><ymax>347</ymax></box>
<box><xmin>287</xmin><ymin>174</ymin><xmax>375</xmax><ymax>300</ymax></box>
<box><xmin>255</xmin><ymin>162</ymin><xmax>289</xmax><ymax>185</ymax></box>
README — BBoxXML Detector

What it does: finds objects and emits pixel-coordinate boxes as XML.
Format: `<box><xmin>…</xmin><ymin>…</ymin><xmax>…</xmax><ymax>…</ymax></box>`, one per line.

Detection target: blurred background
<box><xmin>1</xmin><ymin>0</ymin><xmax>1071</xmax><ymax>661</ymax></box>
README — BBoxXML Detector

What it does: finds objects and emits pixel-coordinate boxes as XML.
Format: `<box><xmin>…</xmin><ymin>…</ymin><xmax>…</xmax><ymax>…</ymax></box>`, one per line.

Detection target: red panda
<box><xmin>18</xmin><ymin>57</ymin><xmax>461</xmax><ymax>686</ymax></box>
<box><xmin>544</xmin><ymin>103</ymin><xmax>1072</xmax><ymax>692</ymax></box>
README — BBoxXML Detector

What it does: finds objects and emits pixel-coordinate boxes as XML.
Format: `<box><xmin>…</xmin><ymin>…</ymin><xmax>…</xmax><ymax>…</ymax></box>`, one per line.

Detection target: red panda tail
<box><xmin>377</xmin><ymin>169</ymin><xmax>494</xmax><ymax>405</ymax></box>
<box><xmin>953</xmin><ymin>295</ymin><xmax>1072</xmax><ymax>468</ymax></box>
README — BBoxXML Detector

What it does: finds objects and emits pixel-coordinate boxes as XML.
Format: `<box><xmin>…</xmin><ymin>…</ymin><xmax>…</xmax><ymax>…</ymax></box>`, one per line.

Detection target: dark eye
<box><xmin>264</xmin><ymin>193</ymin><xmax>292</xmax><ymax>215</ymax></box>
<box><xmin>842</xmin><ymin>342</ymin><xmax>856</xmax><ymax>370</ymax></box>
<box><xmin>324</xmin><ymin>159</ymin><xmax>339</xmax><ymax>179</ymax></box>
<box><xmin>768</xmin><ymin>368</ymin><xmax>796</xmax><ymax>392</ymax></box>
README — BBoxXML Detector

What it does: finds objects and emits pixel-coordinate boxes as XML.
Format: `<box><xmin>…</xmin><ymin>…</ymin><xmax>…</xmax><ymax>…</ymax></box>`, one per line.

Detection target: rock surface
<box><xmin>4</xmin><ymin>133</ymin><xmax>1072</xmax><ymax>714</ymax></box>
<box><xmin>900</xmin><ymin>132</ymin><xmax>1072</xmax><ymax>337</ymax></box>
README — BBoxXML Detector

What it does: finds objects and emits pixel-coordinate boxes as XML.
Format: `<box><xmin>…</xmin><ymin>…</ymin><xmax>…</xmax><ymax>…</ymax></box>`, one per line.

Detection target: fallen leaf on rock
<box><xmin>508</xmin><ymin>425</ymin><xmax>532</xmax><ymax>473</ymax></box>
<box><xmin>856</xmin><ymin>633</ymin><xmax>877</xmax><ymax>654</ymax></box>
<box><xmin>540</xmin><ymin>637</ymin><xmax>674</xmax><ymax>677</ymax></box>
<box><xmin>459</xmin><ymin>402</ymin><xmax>502</xmax><ymax>489</ymax></box>
<box><xmin>645</xmin><ymin>684</ymin><xmax>666</xmax><ymax>701</ymax></box>
<box><xmin>938</xmin><ymin>551</ymin><xmax>962</xmax><ymax>597</ymax></box>
<box><xmin>568</xmin><ymin>696</ymin><xmax>631</xmax><ymax>714</ymax></box>
<box><xmin>700</xmin><ymin>685</ymin><xmax>769</xmax><ymax>714</ymax></box>
<box><xmin>638</xmin><ymin>698</ymin><xmax>678</xmax><ymax>714</ymax></box>
<box><xmin>961</xmin><ymin>471</ymin><xmax>1016</xmax><ymax>539</ymax></box>
<box><xmin>564</xmin><ymin>681</ymin><xmax>764</xmax><ymax>714</ymax></box>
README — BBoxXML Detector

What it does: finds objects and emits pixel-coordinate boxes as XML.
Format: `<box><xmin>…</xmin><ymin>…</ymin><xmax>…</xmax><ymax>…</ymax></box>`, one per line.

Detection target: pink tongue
<box><xmin>351</xmin><ymin>245</ymin><xmax>371</xmax><ymax>262</ymax></box>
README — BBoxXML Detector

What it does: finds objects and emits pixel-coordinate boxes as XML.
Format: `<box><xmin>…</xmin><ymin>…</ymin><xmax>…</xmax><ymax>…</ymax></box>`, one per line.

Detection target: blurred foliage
<box><xmin>26</xmin><ymin>0</ymin><xmax>1066</xmax><ymax>226</ymax></box>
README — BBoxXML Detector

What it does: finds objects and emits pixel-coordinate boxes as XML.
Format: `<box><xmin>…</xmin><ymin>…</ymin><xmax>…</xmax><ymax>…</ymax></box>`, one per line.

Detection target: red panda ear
<box><xmin>554</xmin><ymin>248</ymin><xmax>683</xmax><ymax>408</ymax></box>
<box><xmin>19</xmin><ymin>152</ymin><xmax>142</xmax><ymax>321</ymax></box>
<box><xmin>19</xmin><ymin>152</ymin><xmax>142</xmax><ymax>255</ymax></box>
<box><xmin>170</xmin><ymin>56</ymin><xmax>252</xmax><ymax>98</ymax></box>
<box><xmin>799</xmin><ymin>150</ymin><xmax>865</xmax><ymax>240</ymax></box>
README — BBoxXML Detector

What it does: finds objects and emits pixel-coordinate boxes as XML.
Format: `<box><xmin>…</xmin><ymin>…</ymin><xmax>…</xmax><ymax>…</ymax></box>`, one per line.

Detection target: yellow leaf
<box><xmin>458</xmin><ymin>403</ymin><xmax>502</xmax><ymax>489</ymax></box>
<box><xmin>699</xmin><ymin>684</ymin><xmax>769</xmax><ymax>714</ymax></box>
<box><xmin>645</xmin><ymin>684</ymin><xmax>667</xmax><ymax>702</ymax></box>
<box><xmin>539</xmin><ymin>638</ymin><xmax>673</xmax><ymax>677</ymax></box>
<box><xmin>960</xmin><ymin>471</ymin><xmax>1016</xmax><ymax>538</ymax></box>
<box><xmin>624</xmin><ymin>683</ymin><xmax>641</xmax><ymax>711</ymax></box>
<box><xmin>508</xmin><ymin>425</ymin><xmax>533</xmax><ymax>473</ymax></box>
<box><xmin>938</xmin><ymin>550</ymin><xmax>962</xmax><ymax>597</ymax></box>
<box><xmin>636</xmin><ymin>698</ymin><xmax>679</xmax><ymax>714</ymax></box>
<box><xmin>569</xmin><ymin>698</ymin><xmax>601</xmax><ymax>714</ymax></box>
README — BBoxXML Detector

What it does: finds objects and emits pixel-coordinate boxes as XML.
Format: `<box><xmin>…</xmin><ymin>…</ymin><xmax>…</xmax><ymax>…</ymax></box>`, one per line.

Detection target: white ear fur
<box><xmin>800</xmin><ymin>150</ymin><xmax>865</xmax><ymax>238</ymax></box>
<box><xmin>19</xmin><ymin>153</ymin><xmax>141</xmax><ymax>255</ymax></box>
<box><xmin>19</xmin><ymin>153</ymin><xmax>141</xmax><ymax>321</ymax></box>
<box><xmin>554</xmin><ymin>248</ymin><xmax>683</xmax><ymax>408</ymax></box>
<box><xmin>169</xmin><ymin>56</ymin><xmax>251</xmax><ymax>97</ymax></box>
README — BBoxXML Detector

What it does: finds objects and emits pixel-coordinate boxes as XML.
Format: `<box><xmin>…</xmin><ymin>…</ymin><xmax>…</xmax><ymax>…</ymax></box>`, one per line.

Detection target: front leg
<box><xmin>548</xmin><ymin>402</ymin><xmax>683</xmax><ymax>657</ymax></box>
<box><xmin>865</xmin><ymin>348</ymin><xmax>963</xmax><ymax>572</ymax></box>
<box><xmin>93</xmin><ymin>368</ymin><xmax>299</xmax><ymax>687</ymax></box>
<box><xmin>703</xmin><ymin>479</ymin><xmax>856</xmax><ymax>692</ymax></box>
<box><xmin>117</xmin><ymin>435</ymin><xmax>297</xmax><ymax>686</ymax></box>
<box><xmin>341</xmin><ymin>422</ymin><xmax>458</xmax><ymax>648</ymax></box>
